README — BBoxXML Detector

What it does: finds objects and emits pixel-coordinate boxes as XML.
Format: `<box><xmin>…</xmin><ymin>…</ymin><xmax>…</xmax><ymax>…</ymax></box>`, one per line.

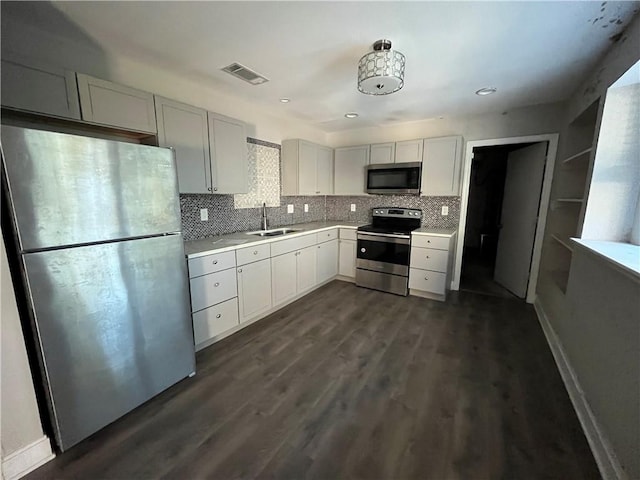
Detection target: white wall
<box><xmin>0</xmin><ymin>11</ymin><xmax>328</xmax><ymax>146</ymax></box>
<box><xmin>1</xmin><ymin>236</ymin><xmax>48</xmax><ymax>457</ymax></box>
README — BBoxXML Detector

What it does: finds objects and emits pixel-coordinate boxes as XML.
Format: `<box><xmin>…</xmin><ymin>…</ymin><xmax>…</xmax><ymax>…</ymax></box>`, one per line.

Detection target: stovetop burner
<box><xmin>356</xmin><ymin>207</ymin><xmax>422</xmax><ymax>235</ymax></box>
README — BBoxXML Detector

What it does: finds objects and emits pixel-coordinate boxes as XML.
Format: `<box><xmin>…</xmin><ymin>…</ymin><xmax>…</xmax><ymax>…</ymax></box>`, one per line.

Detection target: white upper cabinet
<box><xmin>395</xmin><ymin>139</ymin><xmax>424</xmax><ymax>163</ymax></box>
<box><xmin>369</xmin><ymin>143</ymin><xmax>395</xmax><ymax>164</ymax></box>
<box><xmin>208</xmin><ymin>112</ymin><xmax>248</xmax><ymax>194</ymax></box>
<box><xmin>155</xmin><ymin>97</ymin><xmax>211</xmax><ymax>194</ymax></box>
<box><xmin>77</xmin><ymin>74</ymin><xmax>156</xmax><ymax>133</ymax></box>
<box><xmin>282</xmin><ymin>139</ymin><xmax>334</xmax><ymax>196</ymax></box>
<box><xmin>1</xmin><ymin>56</ymin><xmax>80</xmax><ymax>120</ymax></box>
<box><xmin>334</xmin><ymin>145</ymin><xmax>369</xmax><ymax>195</ymax></box>
<box><xmin>421</xmin><ymin>136</ymin><xmax>463</xmax><ymax>196</ymax></box>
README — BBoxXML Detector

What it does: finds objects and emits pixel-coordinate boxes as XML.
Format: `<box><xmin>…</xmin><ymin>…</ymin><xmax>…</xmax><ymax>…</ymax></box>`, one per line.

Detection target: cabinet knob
<box><xmin>427</xmin><ymin>240</ymin><xmax>431</xmax><ymax>243</ymax></box>
<box><xmin>216</xmin><ymin>314</ymin><xmax>222</xmax><ymax>319</ymax></box>
<box><xmin>317</xmin><ymin>246</ymin><xmax>320</xmax><ymax>249</ymax></box>
<box><xmin>207</xmin><ymin>187</ymin><xmax>212</xmax><ymax>192</ymax></box>
<box><xmin>213</xmin><ymin>187</ymin><xmax>218</xmax><ymax>192</ymax></box>
<box><xmin>426</xmin><ymin>256</ymin><xmax>430</xmax><ymax>259</ymax></box>
<box><xmin>212</xmin><ymin>260</ymin><xmax>218</xmax><ymax>264</ymax></box>
<box><xmin>253</xmin><ymin>250</ymin><xmax>258</xmax><ymax>255</ymax></box>
<box><xmin>238</xmin><ymin>268</ymin><xmax>243</xmax><ymax>273</ymax></box>
<box><xmin>316</xmin><ymin>191</ymin><xmax>320</xmax><ymax>194</ymax></box>
<box><xmin>214</xmin><ymin>282</ymin><xmax>220</xmax><ymax>287</ymax></box>
<box><xmin>424</xmin><ymin>277</ymin><xmax>429</xmax><ymax>280</ymax></box>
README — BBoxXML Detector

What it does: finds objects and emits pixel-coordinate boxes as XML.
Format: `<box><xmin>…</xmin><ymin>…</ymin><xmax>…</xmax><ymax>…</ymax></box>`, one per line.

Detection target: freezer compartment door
<box><xmin>23</xmin><ymin>234</ymin><xmax>195</xmax><ymax>451</ymax></box>
<box><xmin>2</xmin><ymin>125</ymin><xmax>181</xmax><ymax>251</ymax></box>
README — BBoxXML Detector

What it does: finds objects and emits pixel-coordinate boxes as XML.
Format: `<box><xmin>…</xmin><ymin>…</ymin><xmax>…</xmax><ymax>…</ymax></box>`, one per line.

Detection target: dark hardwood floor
<box><xmin>27</xmin><ymin>281</ymin><xmax>599</xmax><ymax>480</ymax></box>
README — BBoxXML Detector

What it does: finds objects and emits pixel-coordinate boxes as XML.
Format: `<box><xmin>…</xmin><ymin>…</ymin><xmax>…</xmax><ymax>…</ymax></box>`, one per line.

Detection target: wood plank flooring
<box><xmin>26</xmin><ymin>281</ymin><xmax>599</xmax><ymax>479</ymax></box>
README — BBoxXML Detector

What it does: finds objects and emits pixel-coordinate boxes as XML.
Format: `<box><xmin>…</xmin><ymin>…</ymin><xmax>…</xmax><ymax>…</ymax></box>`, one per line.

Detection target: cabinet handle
<box><xmin>316</xmin><ymin>191</ymin><xmax>320</xmax><ymax>194</ymax></box>
<box><xmin>214</xmin><ymin>187</ymin><xmax>218</xmax><ymax>192</ymax></box>
<box><xmin>212</xmin><ymin>260</ymin><xmax>218</xmax><ymax>265</ymax></box>
<box><xmin>317</xmin><ymin>246</ymin><xmax>320</xmax><ymax>249</ymax></box>
<box><xmin>253</xmin><ymin>250</ymin><xmax>258</xmax><ymax>255</ymax></box>
<box><xmin>427</xmin><ymin>240</ymin><xmax>431</xmax><ymax>243</ymax></box>
<box><xmin>207</xmin><ymin>187</ymin><xmax>212</xmax><ymax>192</ymax></box>
<box><xmin>214</xmin><ymin>282</ymin><xmax>220</xmax><ymax>287</ymax></box>
<box><xmin>424</xmin><ymin>277</ymin><xmax>429</xmax><ymax>280</ymax></box>
<box><xmin>216</xmin><ymin>314</ymin><xmax>222</xmax><ymax>319</ymax></box>
<box><xmin>426</xmin><ymin>256</ymin><xmax>430</xmax><ymax>259</ymax></box>
<box><xmin>238</xmin><ymin>268</ymin><xmax>243</xmax><ymax>273</ymax></box>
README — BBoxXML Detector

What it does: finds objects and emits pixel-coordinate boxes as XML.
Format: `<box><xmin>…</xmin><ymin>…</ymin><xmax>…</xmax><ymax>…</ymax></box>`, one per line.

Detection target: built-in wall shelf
<box><xmin>552</xmin><ymin>234</ymin><xmax>574</xmax><ymax>252</ymax></box>
<box><xmin>562</xmin><ymin>147</ymin><xmax>592</xmax><ymax>165</ymax></box>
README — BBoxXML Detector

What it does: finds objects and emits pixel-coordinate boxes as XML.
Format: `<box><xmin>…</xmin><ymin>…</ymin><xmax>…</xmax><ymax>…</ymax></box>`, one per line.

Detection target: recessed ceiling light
<box><xmin>280</xmin><ymin>98</ymin><xmax>290</xmax><ymax>103</ymax></box>
<box><xmin>475</xmin><ymin>87</ymin><xmax>497</xmax><ymax>96</ymax></box>
<box><xmin>345</xmin><ymin>112</ymin><xmax>359</xmax><ymax>119</ymax></box>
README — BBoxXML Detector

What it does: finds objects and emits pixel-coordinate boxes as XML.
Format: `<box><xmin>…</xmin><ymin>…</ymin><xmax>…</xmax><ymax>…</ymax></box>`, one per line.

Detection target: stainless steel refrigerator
<box><xmin>1</xmin><ymin>125</ymin><xmax>195</xmax><ymax>451</ymax></box>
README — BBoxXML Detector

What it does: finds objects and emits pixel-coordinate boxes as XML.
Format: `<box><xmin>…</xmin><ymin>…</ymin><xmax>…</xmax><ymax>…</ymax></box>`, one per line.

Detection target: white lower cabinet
<box><xmin>408</xmin><ymin>232</ymin><xmax>456</xmax><ymax>301</ymax></box>
<box><xmin>271</xmin><ymin>251</ymin><xmax>298</xmax><ymax>306</ymax></box>
<box><xmin>192</xmin><ymin>297</ymin><xmax>239</xmax><ymax>347</ymax></box>
<box><xmin>339</xmin><ymin>240</ymin><xmax>356</xmax><ymax>278</ymax></box>
<box><xmin>237</xmin><ymin>258</ymin><xmax>272</xmax><ymax>323</ymax></box>
<box><xmin>271</xmin><ymin>244</ymin><xmax>319</xmax><ymax>307</ymax></box>
<box><xmin>317</xmin><ymin>239</ymin><xmax>338</xmax><ymax>283</ymax></box>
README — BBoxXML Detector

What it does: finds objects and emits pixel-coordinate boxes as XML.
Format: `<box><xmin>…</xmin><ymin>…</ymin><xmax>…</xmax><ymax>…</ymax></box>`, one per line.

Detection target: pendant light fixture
<box><xmin>357</xmin><ymin>39</ymin><xmax>406</xmax><ymax>95</ymax></box>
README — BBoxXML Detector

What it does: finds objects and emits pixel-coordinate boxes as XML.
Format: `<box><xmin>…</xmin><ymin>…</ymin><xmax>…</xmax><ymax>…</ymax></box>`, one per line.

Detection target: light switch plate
<box><xmin>287</xmin><ymin>204</ymin><xmax>294</xmax><ymax>214</ymax></box>
<box><xmin>200</xmin><ymin>208</ymin><xmax>209</xmax><ymax>221</ymax></box>
<box><xmin>350</xmin><ymin>204</ymin><xmax>356</xmax><ymax>212</ymax></box>
<box><xmin>304</xmin><ymin>204</ymin><xmax>309</xmax><ymax>212</ymax></box>
<box><xmin>441</xmin><ymin>205</ymin><xmax>449</xmax><ymax>216</ymax></box>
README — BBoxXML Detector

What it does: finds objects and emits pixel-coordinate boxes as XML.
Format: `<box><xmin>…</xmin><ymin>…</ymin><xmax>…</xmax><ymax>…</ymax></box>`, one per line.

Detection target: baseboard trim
<box><xmin>2</xmin><ymin>436</ymin><xmax>54</xmax><ymax>480</ymax></box>
<box><xmin>533</xmin><ymin>300</ymin><xmax>625</xmax><ymax>480</ymax></box>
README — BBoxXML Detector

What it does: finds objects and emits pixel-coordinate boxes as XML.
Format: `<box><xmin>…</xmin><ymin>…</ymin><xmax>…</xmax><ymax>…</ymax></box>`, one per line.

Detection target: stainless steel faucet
<box><xmin>261</xmin><ymin>202</ymin><xmax>268</xmax><ymax>230</ymax></box>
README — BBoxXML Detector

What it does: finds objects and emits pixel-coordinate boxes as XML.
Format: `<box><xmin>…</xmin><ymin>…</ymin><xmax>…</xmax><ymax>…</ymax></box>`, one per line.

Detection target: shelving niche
<box><xmin>538</xmin><ymin>100</ymin><xmax>600</xmax><ymax>302</ymax></box>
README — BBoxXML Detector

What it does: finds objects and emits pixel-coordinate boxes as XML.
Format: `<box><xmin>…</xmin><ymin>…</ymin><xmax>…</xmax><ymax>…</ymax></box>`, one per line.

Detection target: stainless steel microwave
<box><xmin>365</xmin><ymin>162</ymin><xmax>422</xmax><ymax>194</ymax></box>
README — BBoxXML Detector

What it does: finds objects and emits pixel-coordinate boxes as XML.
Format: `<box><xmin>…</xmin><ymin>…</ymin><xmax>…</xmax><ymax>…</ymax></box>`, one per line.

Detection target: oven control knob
<box><xmin>360</xmin><ymin>248</ymin><xmax>366</xmax><ymax>253</ymax></box>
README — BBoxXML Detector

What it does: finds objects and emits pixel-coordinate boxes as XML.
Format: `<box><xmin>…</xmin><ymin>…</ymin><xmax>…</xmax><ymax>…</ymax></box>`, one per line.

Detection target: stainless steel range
<box><xmin>356</xmin><ymin>207</ymin><xmax>422</xmax><ymax>296</ymax></box>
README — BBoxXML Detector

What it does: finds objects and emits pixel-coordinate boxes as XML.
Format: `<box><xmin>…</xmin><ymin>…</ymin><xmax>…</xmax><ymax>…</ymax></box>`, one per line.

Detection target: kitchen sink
<box><xmin>246</xmin><ymin>228</ymin><xmax>300</xmax><ymax>237</ymax></box>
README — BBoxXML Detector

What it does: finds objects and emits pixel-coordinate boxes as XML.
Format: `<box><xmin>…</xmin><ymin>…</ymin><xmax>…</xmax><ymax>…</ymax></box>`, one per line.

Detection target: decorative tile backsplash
<box><xmin>234</xmin><ymin>139</ymin><xmax>281</xmax><ymax>209</ymax></box>
<box><xmin>326</xmin><ymin>195</ymin><xmax>460</xmax><ymax>229</ymax></box>
<box><xmin>180</xmin><ymin>137</ymin><xmax>461</xmax><ymax>241</ymax></box>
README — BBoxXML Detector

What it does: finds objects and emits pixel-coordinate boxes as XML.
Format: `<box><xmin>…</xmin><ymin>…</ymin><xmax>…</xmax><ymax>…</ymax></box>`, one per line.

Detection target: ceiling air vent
<box><xmin>221</xmin><ymin>63</ymin><xmax>269</xmax><ymax>85</ymax></box>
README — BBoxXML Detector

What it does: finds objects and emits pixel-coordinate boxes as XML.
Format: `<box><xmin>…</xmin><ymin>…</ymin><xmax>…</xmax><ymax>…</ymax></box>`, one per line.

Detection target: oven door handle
<box><xmin>357</xmin><ymin>232</ymin><xmax>411</xmax><ymax>244</ymax></box>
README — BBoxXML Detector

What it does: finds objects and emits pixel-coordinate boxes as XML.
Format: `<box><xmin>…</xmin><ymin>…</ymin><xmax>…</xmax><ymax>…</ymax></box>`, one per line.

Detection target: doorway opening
<box><xmin>460</xmin><ymin>142</ymin><xmax>548</xmax><ymax>299</ymax></box>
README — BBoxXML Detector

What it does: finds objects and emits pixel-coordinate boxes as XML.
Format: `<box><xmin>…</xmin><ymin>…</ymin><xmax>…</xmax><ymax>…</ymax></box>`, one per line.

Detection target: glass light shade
<box><xmin>358</xmin><ymin>49</ymin><xmax>406</xmax><ymax>95</ymax></box>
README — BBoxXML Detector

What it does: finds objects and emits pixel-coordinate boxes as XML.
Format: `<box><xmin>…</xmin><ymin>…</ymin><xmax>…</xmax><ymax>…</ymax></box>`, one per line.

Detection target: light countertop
<box><xmin>412</xmin><ymin>228</ymin><xmax>457</xmax><ymax>237</ymax></box>
<box><xmin>184</xmin><ymin>221</ymin><xmax>363</xmax><ymax>258</ymax></box>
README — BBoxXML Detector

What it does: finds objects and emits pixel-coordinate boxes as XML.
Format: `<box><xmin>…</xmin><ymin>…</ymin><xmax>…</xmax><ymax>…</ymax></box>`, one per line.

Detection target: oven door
<box><xmin>356</xmin><ymin>232</ymin><xmax>410</xmax><ymax>276</ymax></box>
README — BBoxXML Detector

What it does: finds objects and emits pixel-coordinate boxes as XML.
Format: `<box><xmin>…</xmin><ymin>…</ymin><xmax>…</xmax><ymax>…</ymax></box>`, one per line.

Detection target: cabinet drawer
<box><xmin>411</xmin><ymin>234</ymin><xmax>450</xmax><ymax>250</ymax></box>
<box><xmin>236</xmin><ymin>243</ymin><xmax>271</xmax><ymax>266</ymax></box>
<box><xmin>409</xmin><ymin>268</ymin><xmax>447</xmax><ymax>295</ymax></box>
<box><xmin>317</xmin><ymin>229</ymin><xmax>338</xmax><ymax>244</ymax></box>
<box><xmin>189</xmin><ymin>268</ymin><xmax>238</xmax><ymax>312</ymax></box>
<box><xmin>188</xmin><ymin>251</ymin><xmax>236</xmax><ymax>278</ymax></box>
<box><xmin>339</xmin><ymin>228</ymin><xmax>357</xmax><ymax>241</ymax></box>
<box><xmin>271</xmin><ymin>233</ymin><xmax>316</xmax><ymax>257</ymax></box>
<box><xmin>410</xmin><ymin>247</ymin><xmax>448</xmax><ymax>273</ymax></box>
<box><xmin>193</xmin><ymin>297</ymin><xmax>239</xmax><ymax>348</ymax></box>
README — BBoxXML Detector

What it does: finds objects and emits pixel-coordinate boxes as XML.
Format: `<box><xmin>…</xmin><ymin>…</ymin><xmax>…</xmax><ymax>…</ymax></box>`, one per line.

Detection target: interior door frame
<box><xmin>452</xmin><ymin>133</ymin><xmax>559</xmax><ymax>303</ymax></box>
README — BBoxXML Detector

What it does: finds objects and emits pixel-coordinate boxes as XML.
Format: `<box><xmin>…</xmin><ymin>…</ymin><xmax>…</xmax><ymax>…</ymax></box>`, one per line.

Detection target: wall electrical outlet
<box><xmin>200</xmin><ymin>208</ymin><xmax>209</xmax><ymax>221</ymax></box>
<box><xmin>287</xmin><ymin>204</ymin><xmax>294</xmax><ymax>214</ymax></box>
<box><xmin>441</xmin><ymin>205</ymin><xmax>449</xmax><ymax>216</ymax></box>
<box><xmin>350</xmin><ymin>204</ymin><xmax>356</xmax><ymax>212</ymax></box>
<box><xmin>304</xmin><ymin>203</ymin><xmax>309</xmax><ymax>213</ymax></box>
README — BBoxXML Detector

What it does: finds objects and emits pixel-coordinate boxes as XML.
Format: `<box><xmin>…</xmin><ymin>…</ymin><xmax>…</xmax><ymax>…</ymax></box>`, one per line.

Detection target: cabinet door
<box><xmin>298</xmin><ymin>141</ymin><xmax>317</xmax><ymax>195</ymax></box>
<box><xmin>237</xmin><ymin>259</ymin><xmax>272</xmax><ymax>323</ymax></box>
<box><xmin>208</xmin><ymin>112</ymin><xmax>248</xmax><ymax>194</ymax></box>
<box><xmin>77</xmin><ymin>74</ymin><xmax>156</xmax><ymax>133</ymax></box>
<box><xmin>339</xmin><ymin>239</ymin><xmax>356</xmax><ymax>278</ymax></box>
<box><xmin>334</xmin><ymin>146</ymin><xmax>369</xmax><ymax>195</ymax></box>
<box><xmin>395</xmin><ymin>139</ymin><xmax>424</xmax><ymax>163</ymax></box>
<box><xmin>317</xmin><ymin>239</ymin><xmax>338</xmax><ymax>283</ymax></box>
<box><xmin>296</xmin><ymin>246</ymin><xmax>318</xmax><ymax>294</ymax></box>
<box><xmin>421</xmin><ymin>136</ymin><xmax>462</xmax><ymax>196</ymax></box>
<box><xmin>155</xmin><ymin>97</ymin><xmax>211</xmax><ymax>194</ymax></box>
<box><xmin>1</xmin><ymin>58</ymin><xmax>80</xmax><ymax>120</ymax></box>
<box><xmin>316</xmin><ymin>146</ymin><xmax>334</xmax><ymax>195</ymax></box>
<box><xmin>370</xmin><ymin>143</ymin><xmax>395</xmax><ymax>164</ymax></box>
<box><xmin>271</xmin><ymin>252</ymin><xmax>298</xmax><ymax>307</ymax></box>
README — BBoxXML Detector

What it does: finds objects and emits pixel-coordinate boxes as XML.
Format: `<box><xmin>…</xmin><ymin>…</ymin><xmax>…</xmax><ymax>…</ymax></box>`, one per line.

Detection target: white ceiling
<box><xmin>7</xmin><ymin>1</ymin><xmax>640</xmax><ymax>132</ymax></box>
